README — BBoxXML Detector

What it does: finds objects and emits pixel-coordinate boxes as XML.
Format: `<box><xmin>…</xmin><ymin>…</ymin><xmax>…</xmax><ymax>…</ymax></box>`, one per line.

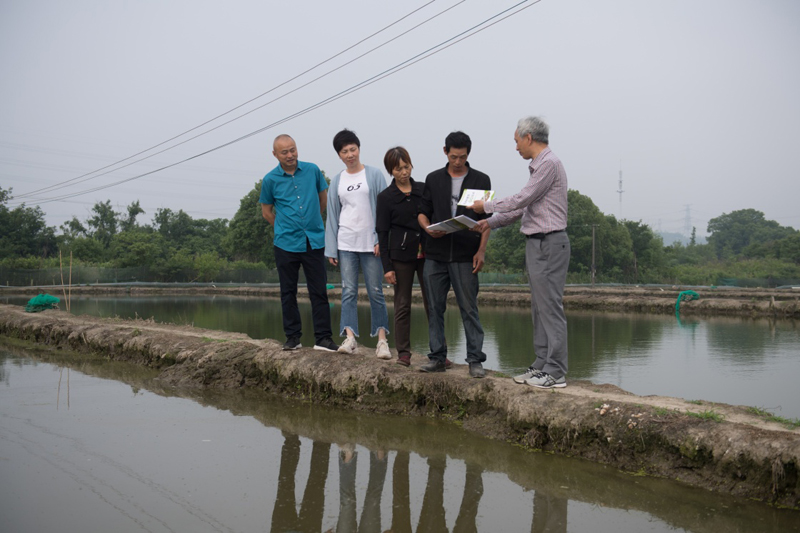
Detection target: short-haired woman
<box><xmin>325</xmin><ymin>129</ymin><xmax>390</xmax><ymax>358</ymax></box>
<box><xmin>376</xmin><ymin>146</ymin><xmax>430</xmax><ymax>367</ymax></box>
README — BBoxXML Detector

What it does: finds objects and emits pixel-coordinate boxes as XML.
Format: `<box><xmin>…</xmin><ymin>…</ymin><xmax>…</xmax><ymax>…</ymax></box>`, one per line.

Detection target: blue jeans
<box><xmin>338</xmin><ymin>250</ymin><xmax>389</xmax><ymax>337</ymax></box>
<box><xmin>423</xmin><ymin>259</ymin><xmax>485</xmax><ymax>363</ymax></box>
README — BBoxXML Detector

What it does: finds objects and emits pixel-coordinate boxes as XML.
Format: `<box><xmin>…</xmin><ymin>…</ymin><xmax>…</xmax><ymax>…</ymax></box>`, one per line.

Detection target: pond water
<box><xmin>1</xmin><ymin>345</ymin><xmax>797</xmax><ymax>532</ymax></box>
<box><xmin>3</xmin><ymin>294</ymin><xmax>799</xmax><ymax>419</ymax></box>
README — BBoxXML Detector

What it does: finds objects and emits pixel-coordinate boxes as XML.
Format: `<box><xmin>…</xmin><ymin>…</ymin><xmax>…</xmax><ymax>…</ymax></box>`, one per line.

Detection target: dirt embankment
<box><xmin>1</xmin><ymin>303</ymin><xmax>798</xmax><ymax>508</ymax></box>
<box><xmin>5</xmin><ymin>284</ymin><xmax>799</xmax><ymax>318</ymax></box>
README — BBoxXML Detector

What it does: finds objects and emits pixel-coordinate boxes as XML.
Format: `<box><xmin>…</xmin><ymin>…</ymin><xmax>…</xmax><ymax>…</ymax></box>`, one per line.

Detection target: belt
<box><xmin>525</xmin><ymin>230</ymin><xmax>565</xmax><ymax>240</ymax></box>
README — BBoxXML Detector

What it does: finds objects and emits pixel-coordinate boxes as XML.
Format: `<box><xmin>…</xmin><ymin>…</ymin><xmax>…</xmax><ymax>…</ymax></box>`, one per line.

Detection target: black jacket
<box><xmin>418</xmin><ymin>163</ymin><xmax>491</xmax><ymax>263</ymax></box>
<box><xmin>376</xmin><ymin>178</ymin><xmax>426</xmax><ymax>273</ymax></box>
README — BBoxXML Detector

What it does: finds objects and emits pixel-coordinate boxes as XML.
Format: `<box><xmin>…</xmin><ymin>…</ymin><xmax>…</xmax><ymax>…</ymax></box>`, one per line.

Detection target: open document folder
<box><xmin>457</xmin><ymin>189</ymin><xmax>495</xmax><ymax>206</ymax></box>
<box><xmin>425</xmin><ymin>215</ymin><xmax>478</xmax><ymax>234</ymax></box>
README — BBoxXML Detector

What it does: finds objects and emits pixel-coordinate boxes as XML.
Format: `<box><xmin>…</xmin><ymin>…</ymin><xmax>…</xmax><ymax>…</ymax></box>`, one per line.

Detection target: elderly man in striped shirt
<box><xmin>471</xmin><ymin>116</ymin><xmax>571</xmax><ymax>389</ymax></box>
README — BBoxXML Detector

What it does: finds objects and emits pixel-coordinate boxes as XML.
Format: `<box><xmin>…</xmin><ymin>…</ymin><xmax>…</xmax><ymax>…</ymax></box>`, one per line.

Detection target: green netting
<box><xmin>675</xmin><ymin>290</ymin><xmax>699</xmax><ymax>313</ymax></box>
<box><xmin>25</xmin><ymin>293</ymin><xmax>60</xmax><ymax>313</ymax></box>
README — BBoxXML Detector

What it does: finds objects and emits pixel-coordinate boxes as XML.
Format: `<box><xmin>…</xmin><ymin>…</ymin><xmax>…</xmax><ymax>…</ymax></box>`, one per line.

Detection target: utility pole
<box><xmin>617</xmin><ymin>166</ymin><xmax>624</xmax><ymax>220</ymax></box>
<box><xmin>592</xmin><ymin>224</ymin><xmax>597</xmax><ymax>288</ymax></box>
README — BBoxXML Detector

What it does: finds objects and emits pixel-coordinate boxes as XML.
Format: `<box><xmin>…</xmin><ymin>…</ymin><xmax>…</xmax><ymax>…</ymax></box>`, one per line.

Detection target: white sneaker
<box><xmin>376</xmin><ymin>339</ymin><xmax>391</xmax><ymax>360</ymax></box>
<box><xmin>513</xmin><ymin>366</ymin><xmax>543</xmax><ymax>384</ymax></box>
<box><xmin>338</xmin><ymin>336</ymin><xmax>358</xmax><ymax>354</ymax></box>
<box><xmin>525</xmin><ymin>372</ymin><xmax>567</xmax><ymax>389</ymax></box>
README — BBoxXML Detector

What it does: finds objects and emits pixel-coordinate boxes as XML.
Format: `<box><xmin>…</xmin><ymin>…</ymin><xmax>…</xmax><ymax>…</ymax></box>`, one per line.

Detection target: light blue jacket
<box><xmin>325</xmin><ymin>165</ymin><xmax>387</xmax><ymax>258</ymax></box>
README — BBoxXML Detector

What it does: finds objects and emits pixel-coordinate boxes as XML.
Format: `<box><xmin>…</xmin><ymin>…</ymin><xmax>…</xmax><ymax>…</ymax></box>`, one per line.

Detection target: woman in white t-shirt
<box><xmin>324</xmin><ymin>129</ymin><xmax>390</xmax><ymax>359</ymax></box>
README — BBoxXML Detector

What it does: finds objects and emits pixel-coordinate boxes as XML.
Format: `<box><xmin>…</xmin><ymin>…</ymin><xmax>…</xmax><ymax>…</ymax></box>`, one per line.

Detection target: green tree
<box><xmin>598</xmin><ymin>215</ymin><xmax>634</xmax><ymax>282</ymax></box>
<box><xmin>153</xmin><ymin>208</ymin><xmax>193</xmax><ymax>243</ymax></box>
<box><xmin>623</xmin><ymin>220</ymin><xmax>665</xmax><ymax>283</ymax></box>
<box><xmin>485</xmin><ymin>219</ymin><xmax>525</xmax><ymax>273</ymax></box>
<box><xmin>86</xmin><ymin>200</ymin><xmax>119</xmax><ymax>249</ymax></box>
<box><xmin>0</xmin><ymin>187</ymin><xmax>58</xmax><ymax>258</ymax></box>
<box><xmin>565</xmin><ymin>189</ymin><xmax>605</xmax><ymax>277</ymax></box>
<box><xmin>185</xmin><ymin>217</ymin><xmax>228</xmax><ymax>255</ymax></box>
<box><xmin>195</xmin><ymin>251</ymin><xmax>223</xmax><ymax>282</ymax></box>
<box><xmin>110</xmin><ymin>229</ymin><xmax>166</xmax><ymax>268</ymax></box>
<box><xmin>707</xmin><ymin>209</ymin><xmax>794</xmax><ymax>259</ymax></box>
<box><xmin>152</xmin><ymin>208</ymin><xmax>228</xmax><ymax>256</ymax></box>
<box><xmin>223</xmin><ymin>181</ymin><xmax>275</xmax><ymax>267</ymax></box>
<box><xmin>60</xmin><ymin>216</ymin><xmax>88</xmax><ymax>239</ymax></box>
<box><xmin>120</xmin><ymin>200</ymin><xmax>145</xmax><ymax>232</ymax></box>
<box><xmin>159</xmin><ymin>249</ymin><xmax>194</xmax><ymax>281</ymax></box>
<box><xmin>64</xmin><ymin>236</ymin><xmax>106</xmax><ymax>263</ymax></box>
<box><xmin>778</xmin><ymin>233</ymin><xmax>800</xmax><ymax>264</ymax></box>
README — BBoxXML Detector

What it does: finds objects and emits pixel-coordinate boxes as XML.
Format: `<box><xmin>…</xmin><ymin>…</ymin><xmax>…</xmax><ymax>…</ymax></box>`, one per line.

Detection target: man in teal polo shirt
<box><xmin>260</xmin><ymin>134</ymin><xmax>338</xmax><ymax>352</ymax></box>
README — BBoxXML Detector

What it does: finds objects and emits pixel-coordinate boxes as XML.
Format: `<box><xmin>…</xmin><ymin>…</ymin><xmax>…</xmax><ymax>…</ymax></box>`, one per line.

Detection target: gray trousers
<box><xmin>525</xmin><ymin>232</ymin><xmax>570</xmax><ymax>379</ymax></box>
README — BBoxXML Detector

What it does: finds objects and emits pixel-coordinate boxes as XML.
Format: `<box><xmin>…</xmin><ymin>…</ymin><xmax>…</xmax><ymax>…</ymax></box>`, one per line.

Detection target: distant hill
<box><xmin>657</xmin><ymin>231</ymin><xmax>707</xmax><ymax>246</ymax></box>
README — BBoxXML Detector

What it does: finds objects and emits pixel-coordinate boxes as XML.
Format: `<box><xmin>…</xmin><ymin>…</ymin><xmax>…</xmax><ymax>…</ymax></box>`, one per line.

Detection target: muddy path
<box><xmin>1</xmin><ymin>303</ymin><xmax>798</xmax><ymax>508</ymax></box>
<box><xmin>5</xmin><ymin>284</ymin><xmax>799</xmax><ymax>318</ymax></box>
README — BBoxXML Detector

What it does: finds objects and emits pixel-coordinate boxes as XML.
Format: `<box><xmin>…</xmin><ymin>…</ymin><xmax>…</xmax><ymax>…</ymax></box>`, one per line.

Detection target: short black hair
<box><xmin>444</xmin><ymin>131</ymin><xmax>471</xmax><ymax>154</ymax></box>
<box><xmin>333</xmin><ymin>129</ymin><xmax>360</xmax><ymax>153</ymax></box>
<box><xmin>383</xmin><ymin>146</ymin><xmax>413</xmax><ymax>175</ymax></box>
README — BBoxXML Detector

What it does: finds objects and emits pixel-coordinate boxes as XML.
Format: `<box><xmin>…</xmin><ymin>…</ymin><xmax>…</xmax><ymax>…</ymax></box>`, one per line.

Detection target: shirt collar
<box><xmin>278</xmin><ymin>161</ymin><xmax>304</xmax><ymax>177</ymax></box>
<box><xmin>444</xmin><ymin>161</ymin><xmax>471</xmax><ymax>176</ymax></box>
<box><xmin>528</xmin><ymin>146</ymin><xmax>551</xmax><ymax>172</ymax></box>
<box><xmin>389</xmin><ymin>177</ymin><xmax>421</xmax><ymax>201</ymax></box>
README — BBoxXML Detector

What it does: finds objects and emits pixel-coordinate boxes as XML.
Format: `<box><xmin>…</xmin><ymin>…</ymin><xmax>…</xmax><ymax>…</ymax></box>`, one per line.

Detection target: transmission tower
<box><xmin>683</xmin><ymin>204</ymin><xmax>692</xmax><ymax>237</ymax></box>
<box><xmin>617</xmin><ymin>166</ymin><xmax>624</xmax><ymax>219</ymax></box>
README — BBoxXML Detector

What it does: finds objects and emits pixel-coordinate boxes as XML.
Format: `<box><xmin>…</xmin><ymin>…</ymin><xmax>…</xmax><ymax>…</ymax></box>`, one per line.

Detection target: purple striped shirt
<box><xmin>485</xmin><ymin>146</ymin><xmax>568</xmax><ymax>235</ymax></box>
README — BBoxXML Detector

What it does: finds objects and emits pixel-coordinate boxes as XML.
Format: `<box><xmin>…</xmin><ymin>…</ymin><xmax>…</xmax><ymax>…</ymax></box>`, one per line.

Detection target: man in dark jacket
<box><xmin>417</xmin><ymin>131</ymin><xmax>491</xmax><ymax>377</ymax></box>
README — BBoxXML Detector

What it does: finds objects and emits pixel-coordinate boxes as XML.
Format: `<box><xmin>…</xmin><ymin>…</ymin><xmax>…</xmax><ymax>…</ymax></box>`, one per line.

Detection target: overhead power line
<box><xmin>12</xmin><ymin>0</ymin><xmax>444</xmax><ymax>201</ymax></box>
<box><xmin>13</xmin><ymin>0</ymin><xmax>468</xmax><ymax>202</ymax></box>
<box><xmin>17</xmin><ymin>0</ymin><xmax>541</xmax><ymax>206</ymax></box>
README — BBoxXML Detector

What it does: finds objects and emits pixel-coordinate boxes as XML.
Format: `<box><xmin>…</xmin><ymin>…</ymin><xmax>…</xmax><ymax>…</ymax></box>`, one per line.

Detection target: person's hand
<box><xmin>425</xmin><ymin>225</ymin><xmax>446</xmax><ymax>239</ymax></box>
<box><xmin>384</xmin><ymin>271</ymin><xmax>396</xmax><ymax>285</ymax></box>
<box><xmin>471</xmin><ymin>219</ymin><xmax>490</xmax><ymax>233</ymax></box>
<box><xmin>328</xmin><ymin>257</ymin><xmax>338</xmax><ymax>267</ymax></box>
<box><xmin>470</xmin><ymin>199</ymin><xmax>485</xmax><ymax>214</ymax></box>
<box><xmin>374</xmin><ymin>244</ymin><xmax>380</xmax><ymax>257</ymax></box>
<box><xmin>472</xmin><ymin>250</ymin><xmax>485</xmax><ymax>274</ymax></box>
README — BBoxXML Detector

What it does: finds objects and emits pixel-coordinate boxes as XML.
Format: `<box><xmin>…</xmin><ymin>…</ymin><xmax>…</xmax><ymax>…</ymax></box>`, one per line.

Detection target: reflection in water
<box><xmin>1</xmin><ymin>346</ymin><xmax>798</xmax><ymax>532</ymax></box>
<box><xmin>333</xmin><ymin>445</ymin><xmax>389</xmax><ymax>533</ymax></box>
<box><xmin>278</xmin><ymin>439</ymin><xmax>490</xmax><ymax>533</ymax></box>
<box><xmin>272</xmin><ymin>432</ymin><xmax>330</xmax><ymax>532</ymax></box>
<box><xmin>532</xmin><ymin>491</ymin><xmax>567</xmax><ymax>533</ymax></box>
<box><xmin>57</xmin><ymin>366</ymin><xmax>70</xmax><ymax>409</ymax></box>
<box><xmin>454</xmin><ymin>462</ymin><xmax>483</xmax><ymax>533</ymax></box>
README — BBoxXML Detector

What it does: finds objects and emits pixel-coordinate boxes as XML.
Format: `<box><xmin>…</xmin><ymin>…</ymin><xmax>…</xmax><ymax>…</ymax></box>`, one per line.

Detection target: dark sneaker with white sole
<box><xmin>313</xmin><ymin>337</ymin><xmax>339</xmax><ymax>352</ymax></box>
<box><xmin>283</xmin><ymin>336</ymin><xmax>302</xmax><ymax>351</ymax></box>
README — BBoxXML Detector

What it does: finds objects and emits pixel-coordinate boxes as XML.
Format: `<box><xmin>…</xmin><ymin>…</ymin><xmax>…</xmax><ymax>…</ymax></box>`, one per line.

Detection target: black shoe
<box><xmin>468</xmin><ymin>362</ymin><xmax>485</xmax><ymax>378</ymax></box>
<box><xmin>444</xmin><ymin>358</ymin><xmax>453</xmax><ymax>369</ymax></box>
<box><xmin>419</xmin><ymin>360</ymin><xmax>446</xmax><ymax>373</ymax></box>
<box><xmin>283</xmin><ymin>336</ymin><xmax>302</xmax><ymax>350</ymax></box>
<box><xmin>313</xmin><ymin>337</ymin><xmax>339</xmax><ymax>352</ymax></box>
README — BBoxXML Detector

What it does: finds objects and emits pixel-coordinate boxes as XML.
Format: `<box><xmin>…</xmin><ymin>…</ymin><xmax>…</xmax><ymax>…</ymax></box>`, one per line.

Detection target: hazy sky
<box><xmin>2</xmin><ymin>0</ymin><xmax>799</xmax><ymax>238</ymax></box>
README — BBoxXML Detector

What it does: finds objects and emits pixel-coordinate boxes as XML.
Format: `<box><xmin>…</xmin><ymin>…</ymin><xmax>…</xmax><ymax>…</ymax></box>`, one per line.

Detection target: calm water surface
<box><xmin>1</xmin><ymin>346</ymin><xmax>797</xmax><ymax>532</ymax></box>
<box><xmin>3</xmin><ymin>294</ymin><xmax>798</xmax><ymax>419</ymax></box>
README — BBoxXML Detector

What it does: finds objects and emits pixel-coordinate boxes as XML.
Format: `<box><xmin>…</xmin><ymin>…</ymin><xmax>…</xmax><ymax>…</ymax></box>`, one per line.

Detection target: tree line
<box><xmin>2</xmin><ymin>184</ymin><xmax>798</xmax><ymax>286</ymax></box>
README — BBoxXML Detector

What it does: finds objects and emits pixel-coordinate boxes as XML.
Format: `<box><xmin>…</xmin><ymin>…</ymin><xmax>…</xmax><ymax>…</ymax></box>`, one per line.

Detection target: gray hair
<box><xmin>516</xmin><ymin>116</ymin><xmax>549</xmax><ymax>144</ymax></box>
